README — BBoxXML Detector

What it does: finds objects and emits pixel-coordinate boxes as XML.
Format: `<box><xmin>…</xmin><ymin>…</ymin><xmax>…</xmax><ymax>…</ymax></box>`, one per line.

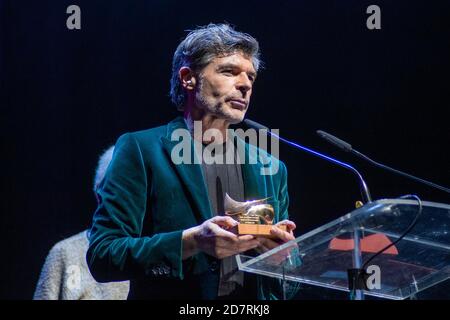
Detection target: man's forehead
<box><xmin>211</xmin><ymin>52</ymin><xmax>256</xmax><ymax>72</ymax></box>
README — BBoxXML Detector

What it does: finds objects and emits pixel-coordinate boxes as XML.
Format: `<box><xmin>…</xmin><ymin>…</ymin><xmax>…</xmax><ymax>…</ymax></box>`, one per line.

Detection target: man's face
<box><xmin>194</xmin><ymin>51</ymin><xmax>256</xmax><ymax>124</ymax></box>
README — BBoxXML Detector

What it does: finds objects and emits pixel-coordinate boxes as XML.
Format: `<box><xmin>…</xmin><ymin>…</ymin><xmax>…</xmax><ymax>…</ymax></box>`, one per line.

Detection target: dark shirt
<box><xmin>200</xmin><ymin>140</ymin><xmax>257</xmax><ymax>299</ymax></box>
<box><xmin>201</xmin><ymin>140</ymin><xmax>245</xmax><ymax>213</ymax></box>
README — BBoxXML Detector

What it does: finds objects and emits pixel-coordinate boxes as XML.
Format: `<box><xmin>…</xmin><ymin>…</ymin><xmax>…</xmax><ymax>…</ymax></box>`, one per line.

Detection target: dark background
<box><xmin>1</xmin><ymin>0</ymin><xmax>449</xmax><ymax>299</ymax></box>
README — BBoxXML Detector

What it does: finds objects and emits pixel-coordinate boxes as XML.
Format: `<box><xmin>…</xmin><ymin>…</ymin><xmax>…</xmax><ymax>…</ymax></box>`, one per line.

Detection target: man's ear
<box><xmin>179</xmin><ymin>67</ymin><xmax>197</xmax><ymax>90</ymax></box>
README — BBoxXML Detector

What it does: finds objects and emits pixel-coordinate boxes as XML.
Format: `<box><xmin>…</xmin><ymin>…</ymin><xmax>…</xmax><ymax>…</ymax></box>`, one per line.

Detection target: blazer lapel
<box><xmin>161</xmin><ymin>118</ymin><xmax>268</xmax><ymax>221</ymax></box>
<box><xmin>161</xmin><ymin>117</ymin><xmax>213</xmax><ymax>222</ymax></box>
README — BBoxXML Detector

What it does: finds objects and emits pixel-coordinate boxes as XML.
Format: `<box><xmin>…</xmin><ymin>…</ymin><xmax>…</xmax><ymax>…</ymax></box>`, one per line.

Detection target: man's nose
<box><xmin>236</xmin><ymin>73</ymin><xmax>252</xmax><ymax>95</ymax></box>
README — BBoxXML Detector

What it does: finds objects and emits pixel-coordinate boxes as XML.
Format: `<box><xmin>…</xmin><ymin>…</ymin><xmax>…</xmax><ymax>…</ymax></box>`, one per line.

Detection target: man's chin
<box><xmin>226</xmin><ymin>114</ymin><xmax>245</xmax><ymax>125</ymax></box>
<box><xmin>225</xmin><ymin>109</ymin><xmax>246</xmax><ymax>124</ymax></box>
<box><xmin>208</xmin><ymin>106</ymin><xmax>246</xmax><ymax>124</ymax></box>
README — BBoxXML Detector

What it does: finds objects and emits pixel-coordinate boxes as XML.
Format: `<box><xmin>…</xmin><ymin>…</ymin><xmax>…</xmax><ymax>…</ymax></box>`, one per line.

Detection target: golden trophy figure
<box><xmin>224</xmin><ymin>193</ymin><xmax>287</xmax><ymax>237</ymax></box>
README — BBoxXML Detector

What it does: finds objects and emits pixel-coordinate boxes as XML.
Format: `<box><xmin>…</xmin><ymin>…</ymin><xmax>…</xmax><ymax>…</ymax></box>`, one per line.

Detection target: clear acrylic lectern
<box><xmin>237</xmin><ymin>199</ymin><xmax>450</xmax><ymax>300</ymax></box>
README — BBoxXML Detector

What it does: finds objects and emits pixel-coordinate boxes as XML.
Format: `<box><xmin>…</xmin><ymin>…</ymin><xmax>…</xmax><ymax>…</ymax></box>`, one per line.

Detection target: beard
<box><xmin>194</xmin><ymin>76</ymin><xmax>248</xmax><ymax>124</ymax></box>
<box><xmin>196</xmin><ymin>93</ymin><xmax>246</xmax><ymax>124</ymax></box>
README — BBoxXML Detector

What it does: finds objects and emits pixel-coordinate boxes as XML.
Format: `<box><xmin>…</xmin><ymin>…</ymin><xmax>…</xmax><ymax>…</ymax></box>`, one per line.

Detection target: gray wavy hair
<box><xmin>169</xmin><ymin>23</ymin><xmax>262</xmax><ymax>111</ymax></box>
<box><xmin>93</xmin><ymin>145</ymin><xmax>115</xmax><ymax>192</ymax></box>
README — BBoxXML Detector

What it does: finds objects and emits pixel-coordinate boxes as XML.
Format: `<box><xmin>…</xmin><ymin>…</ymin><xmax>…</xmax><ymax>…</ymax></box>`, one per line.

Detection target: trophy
<box><xmin>224</xmin><ymin>193</ymin><xmax>287</xmax><ymax>237</ymax></box>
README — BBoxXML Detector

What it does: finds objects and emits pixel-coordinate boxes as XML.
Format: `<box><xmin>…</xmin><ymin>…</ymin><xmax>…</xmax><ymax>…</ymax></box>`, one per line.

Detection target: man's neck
<box><xmin>184</xmin><ymin>108</ymin><xmax>230</xmax><ymax>145</ymax></box>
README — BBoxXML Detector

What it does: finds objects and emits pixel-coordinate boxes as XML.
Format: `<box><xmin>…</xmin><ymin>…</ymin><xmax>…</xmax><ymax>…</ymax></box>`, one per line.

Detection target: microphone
<box><xmin>244</xmin><ymin>119</ymin><xmax>372</xmax><ymax>203</ymax></box>
<box><xmin>317</xmin><ymin>130</ymin><xmax>450</xmax><ymax>194</ymax></box>
<box><xmin>244</xmin><ymin>118</ymin><xmax>369</xmax><ymax>300</ymax></box>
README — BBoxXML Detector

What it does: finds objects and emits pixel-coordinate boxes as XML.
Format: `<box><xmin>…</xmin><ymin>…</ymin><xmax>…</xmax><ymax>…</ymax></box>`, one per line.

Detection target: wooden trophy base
<box><xmin>233</xmin><ymin>224</ymin><xmax>287</xmax><ymax>238</ymax></box>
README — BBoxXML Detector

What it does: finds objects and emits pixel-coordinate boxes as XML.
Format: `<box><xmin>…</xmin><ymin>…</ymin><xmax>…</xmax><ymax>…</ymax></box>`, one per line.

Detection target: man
<box><xmin>87</xmin><ymin>23</ymin><xmax>298</xmax><ymax>299</ymax></box>
<box><xmin>34</xmin><ymin>146</ymin><xmax>129</xmax><ymax>300</ymax></box>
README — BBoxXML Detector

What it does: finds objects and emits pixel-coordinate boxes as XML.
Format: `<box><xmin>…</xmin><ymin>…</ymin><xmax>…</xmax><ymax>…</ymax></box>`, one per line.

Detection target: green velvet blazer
<box><xmin>87</xmin><ymin>117</ymin><xmax>298</xmax><ymax>299</ymax></box>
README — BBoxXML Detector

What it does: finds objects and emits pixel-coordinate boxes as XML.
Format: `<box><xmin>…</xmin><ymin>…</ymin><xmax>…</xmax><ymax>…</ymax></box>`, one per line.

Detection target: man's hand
<box><xmin>255</xmin><ymin>219</ymin><xmax>296</xmax><ymax>253</ymax></box>
<box><xmin>182</xmin><ymin>216</ymin><xmax>259</xmax><ymax>260</ymax></box>
<box><xmin>254</xmin><ymin>220</ymin><xmax>299</xmax><ymax>266</ymax></box>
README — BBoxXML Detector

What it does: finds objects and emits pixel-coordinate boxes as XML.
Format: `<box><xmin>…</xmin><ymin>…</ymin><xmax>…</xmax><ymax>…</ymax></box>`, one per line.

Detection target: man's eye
<box><xmin>221</xmin><ymin>69</ymin><xmax>233</xmax><ymax>75</ymax></box>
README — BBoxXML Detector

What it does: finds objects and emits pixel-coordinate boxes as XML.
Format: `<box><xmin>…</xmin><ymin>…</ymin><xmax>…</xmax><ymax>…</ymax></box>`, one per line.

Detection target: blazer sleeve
<box><xmin>278</xmin><ymin>161</ymin><xmax>290</xmax><ymax>221</ymax></box>
<box><xmin>86</xmin><ymin>133</ymin><xmax>185</xmax><ymax>282</ymax></box>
